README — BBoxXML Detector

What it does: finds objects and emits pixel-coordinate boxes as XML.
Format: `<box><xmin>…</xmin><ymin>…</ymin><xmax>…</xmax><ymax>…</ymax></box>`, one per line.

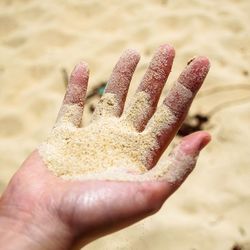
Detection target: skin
<box><xmin>0</xmin><ymin>44</ymin><xmax>211</xmax><ymax>250</ymax></box>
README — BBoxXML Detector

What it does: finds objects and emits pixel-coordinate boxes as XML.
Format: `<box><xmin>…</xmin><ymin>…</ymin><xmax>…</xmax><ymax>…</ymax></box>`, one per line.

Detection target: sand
<box><xmin>38</xmin><ymin>90</ymin><xmax>191</xmax><ymax>182</ymax></box>
<box><xmin>0</xmin><ymin>0</ymin><xmax>250</xmax><ymax>249</ymax></box>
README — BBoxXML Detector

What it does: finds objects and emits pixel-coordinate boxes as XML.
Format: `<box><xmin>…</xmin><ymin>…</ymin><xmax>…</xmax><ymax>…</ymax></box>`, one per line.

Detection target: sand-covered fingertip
<box><xmin>178</xmin><ymin>56</ymin><xmax>210</xmax><ymax>93</ymax></box>
<box><xmin>138</xmin><ymin>44</ymin><xmax>175</xmax><ymax>97</ymax></box>
<box><xmin>98</xmin><ymin>49</ymin><xmax>140</xmax><ymax>117</ymax></box>
<box><xmin>56</xmin><ymin>61</ymin><xmax>89</xmax><ymax>126</ymax></box>
<box><xmin>64</xmin><ymin>61</ymin><xmax>89</xmax><ymax>106</ymax></box>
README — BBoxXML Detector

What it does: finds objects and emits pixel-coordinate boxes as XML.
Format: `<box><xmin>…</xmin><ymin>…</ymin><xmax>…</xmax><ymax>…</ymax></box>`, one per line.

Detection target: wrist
<box><xmin>0</xmin><ymin>203</ymin><xmax>74</xmax><ymax>250</ymax></box>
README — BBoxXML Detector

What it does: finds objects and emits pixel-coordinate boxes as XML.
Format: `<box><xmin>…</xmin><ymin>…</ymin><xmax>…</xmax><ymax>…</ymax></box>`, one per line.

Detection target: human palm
<box><xmin>0</xmin><ymin>44</ymin><xmax>210</xmax><ymax>250</ymax></box>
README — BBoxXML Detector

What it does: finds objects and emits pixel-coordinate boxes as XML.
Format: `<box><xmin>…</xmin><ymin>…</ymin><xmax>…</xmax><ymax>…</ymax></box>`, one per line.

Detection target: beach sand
<box><xmin>0</xmin><ymin>0</ymin><xmax>250</xmax><ymax>249</ymax></box>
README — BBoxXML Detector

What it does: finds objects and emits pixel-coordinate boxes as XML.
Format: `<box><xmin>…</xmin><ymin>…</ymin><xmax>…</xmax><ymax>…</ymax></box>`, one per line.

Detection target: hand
<box><xmin>0</xmin><ymin>44</ymin><xmax>210</xmax><ymax>250</ymax></box>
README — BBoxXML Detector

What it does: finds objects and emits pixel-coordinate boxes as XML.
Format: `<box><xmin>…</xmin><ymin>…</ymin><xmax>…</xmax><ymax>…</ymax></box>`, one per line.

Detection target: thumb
<box><xmin>144</xmin><ymin>131</ymin><xmax>211</xmax><ymax>186</ymax></box>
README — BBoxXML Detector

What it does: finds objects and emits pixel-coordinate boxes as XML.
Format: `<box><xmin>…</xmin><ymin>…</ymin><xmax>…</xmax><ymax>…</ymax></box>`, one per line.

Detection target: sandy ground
<box><xmin>0</xmin><ymin>0</ymin><xmax>250</xmax><ymax>249</ymax></box>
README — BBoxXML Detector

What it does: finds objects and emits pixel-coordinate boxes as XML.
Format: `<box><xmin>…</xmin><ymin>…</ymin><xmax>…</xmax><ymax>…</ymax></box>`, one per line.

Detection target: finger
<box><xmin>145</xmin><ymin>56</ymin><xmax>210</xmax><ymax>165</ymax></box>
<box><xmin>56</xmin><ymin>62</ymin><xmax>89</xmax><ymax>127</ymax></box>
<box><xmin>143</xmin><ymin>131</ymin><xmax>211</xmax><ymax>186</ymax></box>
<box><xmin>92</xmin><ymin>49</ymin><xmax>140</xmax><ymax>121</ymax></box>
<box><xmin>122</xmin><ymin>44</ymin><xmax>175</xmax><ymax>131</ymax></box>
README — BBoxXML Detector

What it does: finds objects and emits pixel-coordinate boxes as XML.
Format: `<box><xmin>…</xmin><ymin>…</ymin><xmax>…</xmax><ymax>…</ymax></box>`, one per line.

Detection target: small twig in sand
<box><xmin>61</xmin><ymin>68</ymin><xmax>69</xmax><ymax>88</ymax></box>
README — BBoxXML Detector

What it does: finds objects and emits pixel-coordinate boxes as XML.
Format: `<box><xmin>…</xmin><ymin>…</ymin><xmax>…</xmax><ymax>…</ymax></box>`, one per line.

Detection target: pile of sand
<box><xmin>0</xmin><ymin>0</ymin><xmax>249</xmax><ymax>249</ymax></box>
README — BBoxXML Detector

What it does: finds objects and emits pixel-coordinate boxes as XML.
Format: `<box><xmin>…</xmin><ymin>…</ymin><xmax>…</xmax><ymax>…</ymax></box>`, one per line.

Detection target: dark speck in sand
<box><xmin>242</xmin><ymin>70</ymin><xmax>248</xmax><ymax>76</ymax></box>
<box><xmin>232</xmin><ymin>243</ymin><xmax>242</xmax><ymax>250</ymax></box>
<box><xmin>187</xmin><ymin>57</ymin><xmax>196</xmax><ymax>65</ymax></box>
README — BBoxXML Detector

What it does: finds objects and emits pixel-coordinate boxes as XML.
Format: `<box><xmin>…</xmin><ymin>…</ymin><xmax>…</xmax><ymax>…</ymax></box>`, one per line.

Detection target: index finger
<box><xmin>145</xmin><ymin>56</ymin><xmax>210</xmax><ymax>167</ymax></box>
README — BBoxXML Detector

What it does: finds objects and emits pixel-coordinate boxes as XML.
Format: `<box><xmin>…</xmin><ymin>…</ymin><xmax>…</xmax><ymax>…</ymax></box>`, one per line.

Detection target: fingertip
<box><xmin>72</xmin><ymin>61</ymin><xmax>89</xmax><ymax>75</ymax></box>
<box><xmin>197</xmin><ymin>131</ymin><xmax>211</xmax><ymax>150</ymax></box>
<box><xmin>157</xmin><ymin>44</ymin><xmax>176</xmax><ymax>65</ymax></box>
<box><xmin>159</xmin><ymin>43</ymin><xmax>176</xmax><ymax>58</ymax></box>
<box><xmin>180</xmin><ymin>131</ymin><xmax>211</xmax><ymax>155</ymax></box>
<box><xmin>62</xmin><ymin>62</ymin><xmax>89</xmax><ymax>108</ymax></box>
<box><xmin>192</xmin><ymin>56</ymin><xmax>211</xmax><ymax>75</ymax></box>
<box><xmin>122</xmin><ymin>48</ymin><xmax>141</xmax><ymax>63</ymax></box>
<box><xmin>178</xmin><ymin>56</ymin><xmax>210</xmax><ymax>93</ymax></box>
<box><xmin>195</xmin><ymin>56</ymin><xmax>210</xmax><ymax>66</ymax></box>
<box><xmin>69</xmin><ymin>62</ymin><xmax>89</xmax><ymax>88</ymax></box>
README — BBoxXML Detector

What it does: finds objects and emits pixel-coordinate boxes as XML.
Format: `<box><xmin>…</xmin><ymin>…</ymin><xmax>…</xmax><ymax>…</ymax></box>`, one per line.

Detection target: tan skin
<box><xmin>0</xmin><ymin>44</ymin><xmax>211</xmax><ymax>250</ymax></box>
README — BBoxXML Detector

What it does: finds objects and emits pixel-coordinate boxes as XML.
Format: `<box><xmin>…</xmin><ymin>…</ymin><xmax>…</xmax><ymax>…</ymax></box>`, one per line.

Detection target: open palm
<box><xmin>0</xmin><ymin>44</ymin><xmax>210</xmax><ymax>250</ymax></box>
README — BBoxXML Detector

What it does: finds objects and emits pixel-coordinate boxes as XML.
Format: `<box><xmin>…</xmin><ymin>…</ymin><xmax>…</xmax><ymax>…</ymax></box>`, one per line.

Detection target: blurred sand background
<box><xmin>0</xmin><ymin>0</ymin><xmax>250</xmax><ymax>249</ymax></box>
